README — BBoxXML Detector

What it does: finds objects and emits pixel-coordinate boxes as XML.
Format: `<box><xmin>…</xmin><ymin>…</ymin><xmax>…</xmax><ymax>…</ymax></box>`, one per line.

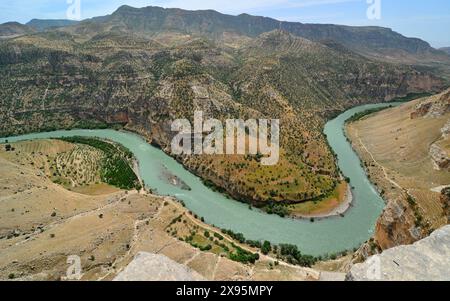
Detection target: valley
<box><xmin>0</xmin><ymin>4</ymin><xmax>449</xmax><ymax>282</ymax></box>
<box><xmin>0</xmin><ymin>136</ymin><xmax>331</xmax><ymax>281</ymax></box>
<box><xmin>0</xmin><ymin>6</ymin><xmax>447</xmax><ymax>213</ymax></box>
<box><xmin>0</xmin><ymin>101</ymin><xmax>403</xmax><ymax>257</ymax></box>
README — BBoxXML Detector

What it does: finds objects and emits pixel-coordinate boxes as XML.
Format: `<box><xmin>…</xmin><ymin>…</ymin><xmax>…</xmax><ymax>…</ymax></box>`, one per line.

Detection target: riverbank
<box><xmin>288</xmin><ymin>182</ymin><xmax>353</xmax><ymax>219</ymax></box>
<box><xmin>345</xmin><ymin>91</ymin><xmax>449</xmax><ymax>251</ymax></box>
<box><xmin>0</xmin><ymin>102</ymin><xmax>396</xmax><ymax>257</ymax></box>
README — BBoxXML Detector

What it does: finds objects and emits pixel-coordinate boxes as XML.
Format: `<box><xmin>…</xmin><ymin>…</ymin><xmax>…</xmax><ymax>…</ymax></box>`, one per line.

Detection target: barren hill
<box><xmin>347</xmin><ymin>89</ymin><xmax>450</xmax><ymax>255</ymax></box>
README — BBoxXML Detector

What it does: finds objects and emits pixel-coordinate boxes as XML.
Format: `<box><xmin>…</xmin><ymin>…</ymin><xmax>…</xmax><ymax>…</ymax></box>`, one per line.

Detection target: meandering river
<box><xmin>0</xmin><ymin>103</ymin><xmax>398</xmax><ymax>256</ymax></box>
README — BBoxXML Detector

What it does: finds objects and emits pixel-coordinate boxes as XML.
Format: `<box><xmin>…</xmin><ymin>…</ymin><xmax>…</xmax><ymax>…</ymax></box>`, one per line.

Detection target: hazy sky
<box><xmin>1</xmin><ymin>0</ymin><xmax>449</xmax><ymax>48</ymax></box>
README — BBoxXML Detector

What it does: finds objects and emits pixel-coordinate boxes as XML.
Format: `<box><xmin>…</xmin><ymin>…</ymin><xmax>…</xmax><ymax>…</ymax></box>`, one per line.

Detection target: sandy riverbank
<box><xmin>292</xmin><ymin>184</ymin><xmax>354</xmax><ymax>219</ymax></box>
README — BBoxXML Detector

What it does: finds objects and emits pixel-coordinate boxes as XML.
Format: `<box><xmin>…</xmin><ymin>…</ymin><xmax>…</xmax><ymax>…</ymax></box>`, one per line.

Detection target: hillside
<box><xmin>347</xmin><ymin>89</ymin><xmax>450</xmax><ymax>256</ymax></box>
<box><xmin>0</xmin><ymin>142</ymin><xmax>320</xmax><ymax>280</ymax></box>
<box><xmin>79</xmin><ymin>5</ymin><xmax>448</xmax><ymax>65</ymax></box>
<box><xmin>347</xmin><ymin>225</ymin><xmax>450</xmax><ymax>281</ymax></box>
<box><xmin>0</xmin><ymin>7</ymin><xmax>445</xmax><ymax>211</ymax></box>
<box><xmin>26</xmin><ymin>19</ymin><xmax>79</xmax><ymax>31</ymax></box>
<box><xmin>440</xmin><ymin>47</ymin><xmax>450</xmax><ymax>55</ymax></box>
<box><xmin>0</xmin><ymin>22</ymin><xmax>35</xmax><ymax>38</ymax></box>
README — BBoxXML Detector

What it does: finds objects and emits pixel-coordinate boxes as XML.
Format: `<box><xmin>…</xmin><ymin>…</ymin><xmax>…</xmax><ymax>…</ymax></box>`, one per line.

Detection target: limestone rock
<box><xmin>346</xmin><ymin>225</ymin><xmax>450</xmax><ymax>281</ymax></box>
<box><xmin>430</xmin><ymin>142</ymin><xmax>450</xmax><ymax>170</ymax></box>
<box><xmin>114</xmin><ymin>252</ymin><xmax>205</xmax><ymax>281</ymax></box>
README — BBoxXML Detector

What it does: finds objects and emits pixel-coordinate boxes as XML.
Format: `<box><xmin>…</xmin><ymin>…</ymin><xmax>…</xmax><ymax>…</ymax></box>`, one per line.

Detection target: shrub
<box><xmin>261</xmin><ymin>241</ymin><xmax>272</xmax><ymax>255</ymax></box>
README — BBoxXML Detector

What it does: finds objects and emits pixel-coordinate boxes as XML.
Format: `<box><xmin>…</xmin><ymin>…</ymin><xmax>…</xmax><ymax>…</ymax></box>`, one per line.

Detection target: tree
<box><xmin>261</xmin><ymin>241</ymin><xmax>272</xmax><ymax>255</ymax></box>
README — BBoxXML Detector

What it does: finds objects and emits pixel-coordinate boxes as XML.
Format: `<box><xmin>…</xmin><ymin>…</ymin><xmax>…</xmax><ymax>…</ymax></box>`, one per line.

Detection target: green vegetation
<box><xmin>214</xmin><ymin>232</ymin><xmax>224</xmax><ymax>240</ymax></box>
<box><xmin>346</xmin><ymin>106</ymin><xmax>393</xmax><ymax>123</ymax></box>
<box><xmin>58</xmin><ymin>136</ymin><xmax>141</xmax><ymax>190</ymax></box>
<box><xmin>221</xmin><ymin>229</ymin><xmax>246</xmax><ymax>244</ymax></box>
<box><xmin>229</xmin><ymin>244</ymin><xmax>260</xmax><ymax>264</ymax></box>
<box><xmin>278</xmin><ymin>244</ymin><xmax>317</xmax><ymax>267</ymax></box>
<box><xmin>263</xmin><ymin>202</ymin><xmax>290</xmax><ymax>217</ymax></box>
<box><xmin>219</xmin><ymin>228</ymin><xmax>325</xmax><ymax>267</ymax></box>
<box><xmin>261</xmin><ymin>241</ymin><xmax>272</xmax><ymax>255</ymax></box>
<box><xmin>389</xmin><ymin>92</ymin><xmax>433</xmax><ymax>103</ymax></box>
<box><xmin>69</xmin><ymin>119</ymin><xmax>109</xmax><ymax>130</ymax></box>
<box><xmin>406</xmin><ymin>193</ymin><xmax>430</xmax><ymax>231</ymax></box>
<box><xmin>0</xmin><ymin>6</ymin><xmax>443</xmax><ymax>211</ymax></box>
<box><xmin>347</xmin><ymin>93</ymin><xmax>434</xmax><ymax>124</ymax></box>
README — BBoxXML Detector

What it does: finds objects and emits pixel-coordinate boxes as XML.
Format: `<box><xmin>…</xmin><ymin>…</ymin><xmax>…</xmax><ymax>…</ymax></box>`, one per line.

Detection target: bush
<box><xmin>279</xmin><ymin>244</ymin><xmax>317</xmax><ymax>267</ymax></box>
<box><xmin>261</xmin><ymin>241</ymin><xmax>272</xmax><ymax>255</ymax></box>
<box><xmin>221</xmin><ymin>229</ymin><xmax>246</xmax><ymax>244</ymax></box>
<box><xmin>229</xmin><ymin>246</ymin><xmax>260</xmax><ymax>264</ymax></box>
<box><xmin>214</xmin><ymin>233</ymin><xmax>224</xmax><ymax>240</ymax></box>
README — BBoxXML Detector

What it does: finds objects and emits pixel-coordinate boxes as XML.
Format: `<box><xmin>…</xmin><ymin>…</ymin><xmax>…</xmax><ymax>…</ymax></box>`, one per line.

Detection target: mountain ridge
<box><xmin>2</xmin><ymin>5</ymin><xmax>448</xmax><ymax>66</ymax></box>
<box><xmin>26</xmin><ymin>19</ymin><xmax>79</xmax><ymax>31</ymax></box>
<box><xmin>0</xmin><ymin>22</ymin><xmax>35</xmax><ymax>37</ymax></box>
<box><xmin>94</xmin><ymin>5</ymin><xmax>446</xmax><ymax>65</ymax></box>
<box><xmin>440</xmin><ymin>47</ymin><xmax>450</xmax><ymax>55</ymax></box>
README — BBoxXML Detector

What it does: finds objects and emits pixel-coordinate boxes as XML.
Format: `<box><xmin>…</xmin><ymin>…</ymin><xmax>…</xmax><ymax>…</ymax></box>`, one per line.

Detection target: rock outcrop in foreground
<box><xmin>347</xmin><ymin>225</ymin><xmax>450</xmax><ymax>281</ymax></box>
<box><xmin>114</xmin><ymin>252</ymin><xmax>205</xmax><ymax>281</ymax></box>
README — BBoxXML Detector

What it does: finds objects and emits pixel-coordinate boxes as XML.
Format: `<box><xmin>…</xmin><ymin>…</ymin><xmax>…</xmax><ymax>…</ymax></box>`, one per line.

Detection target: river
<box><xmin>0</xmin><ymin>103</ymin><xmax>398</xmax><ymax>256</ymax></box>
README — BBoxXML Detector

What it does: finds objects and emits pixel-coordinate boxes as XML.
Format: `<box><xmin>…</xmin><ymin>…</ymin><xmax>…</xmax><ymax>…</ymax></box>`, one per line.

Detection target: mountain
<box><xmin>26</xmin><ymin>19</ymin><xmax>79</xmax><ymax>31</ymax></box>
<box><xmin>0</xmin><ymin>6</ymin><xmax>446</xmax><ymax>211</ymax></box>
<box><xmin>0</xmin><ymin>22</ymin><xmax>35</xmax><ymax>38</ymax></box>
<box><xmin>61</xmin><ymin>5</ymin><xmax>449</xmax><ymax>66</ymax></box>
<box><xmin>440</xmin><ymin>47</ymin><xmax>450</xmax><ymax>55</ymax></box>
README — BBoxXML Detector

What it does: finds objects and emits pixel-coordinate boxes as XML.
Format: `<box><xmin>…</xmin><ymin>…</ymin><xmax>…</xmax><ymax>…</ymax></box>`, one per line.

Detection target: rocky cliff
<box><xmin>348</xmin><ymin>90</ymin><xmax>450</xmax><ymax>259</ymax></box>
<box><xmin>114</xmin><ymin>252</ymin><xmax>205</xmax><ymax>281</ymax></box>
<box><xmin>347</xmin><ymin>225</ymin><xmax>450</xmax><ymax>281</ymax></box>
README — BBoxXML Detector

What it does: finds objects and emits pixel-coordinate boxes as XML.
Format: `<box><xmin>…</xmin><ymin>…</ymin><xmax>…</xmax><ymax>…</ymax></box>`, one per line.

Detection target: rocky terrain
<box><xmin>114</xmin><ymin>252</ymin><xmax>206</xmax><ymax>281</ymax></box>
<box><xmin>0</xmin><ymin>141</ymin><xmax>323</xmax><ymax>281</ymax></box>
<box><xmin>0</xmin><ymin>6</ymin><xmax>446</xmax><ymax>213</ymax></box>
<box><xmin>0</xmin><ymin>125</ymin><xmax>446</xmax><ymax>282</ymax></box>
<box><xmin>347</xmin><ymin>225</ymin><xmax>450</xmax><ymax>281</ymax></box>
<box><xmin>347</xmin><ymin>90</ymin><xmax>450</xmax><ymax>258</ymax></box>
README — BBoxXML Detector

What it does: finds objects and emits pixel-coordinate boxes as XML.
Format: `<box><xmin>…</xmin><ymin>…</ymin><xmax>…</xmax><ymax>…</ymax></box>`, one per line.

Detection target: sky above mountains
<box><xmin>1</xmin><ymin>0</ymin><xmax>449</xmax><ymax>48</ymax></box>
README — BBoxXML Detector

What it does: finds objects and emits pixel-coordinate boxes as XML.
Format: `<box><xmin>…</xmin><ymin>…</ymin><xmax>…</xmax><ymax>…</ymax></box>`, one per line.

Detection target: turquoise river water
<box><xmin>0</xmin><ymin>103</ymin><xmax>398</xmax><ymax>256</ymax></box>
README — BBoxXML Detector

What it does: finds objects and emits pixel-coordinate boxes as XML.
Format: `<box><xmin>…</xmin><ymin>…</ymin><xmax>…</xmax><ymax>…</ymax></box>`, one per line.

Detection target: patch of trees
<box><xmin>346</xmin><ymin>107</ymin><xmax>392</xmax><ymax>123</ymax></box>
<box><xmin>58</xmin><ymin>136</ymin><xmax>140</xmax><ymax>190</ymax></box>
<box><xmin>221</xmin><ymin>228</ymin><xmax>246</xmax><ymax>244</ymax></box>
<box><xmin>261</xmin><ymin>241</ymin><xmax>272</xmax><ymax>255</ymax></box>
<box><xmin>264</xmin><ymin>202</ymin><xmax>288</xmax><ymax>217</ymax></box>
<box><xmin>229</xmin><ymin>244</ymin><xmax>260</xmax><ymax>264</ymax></box>
<box><xmin>278</xmin><ymin>244</ymin><xmax>318</xmax><ymax>267</ymax></box>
